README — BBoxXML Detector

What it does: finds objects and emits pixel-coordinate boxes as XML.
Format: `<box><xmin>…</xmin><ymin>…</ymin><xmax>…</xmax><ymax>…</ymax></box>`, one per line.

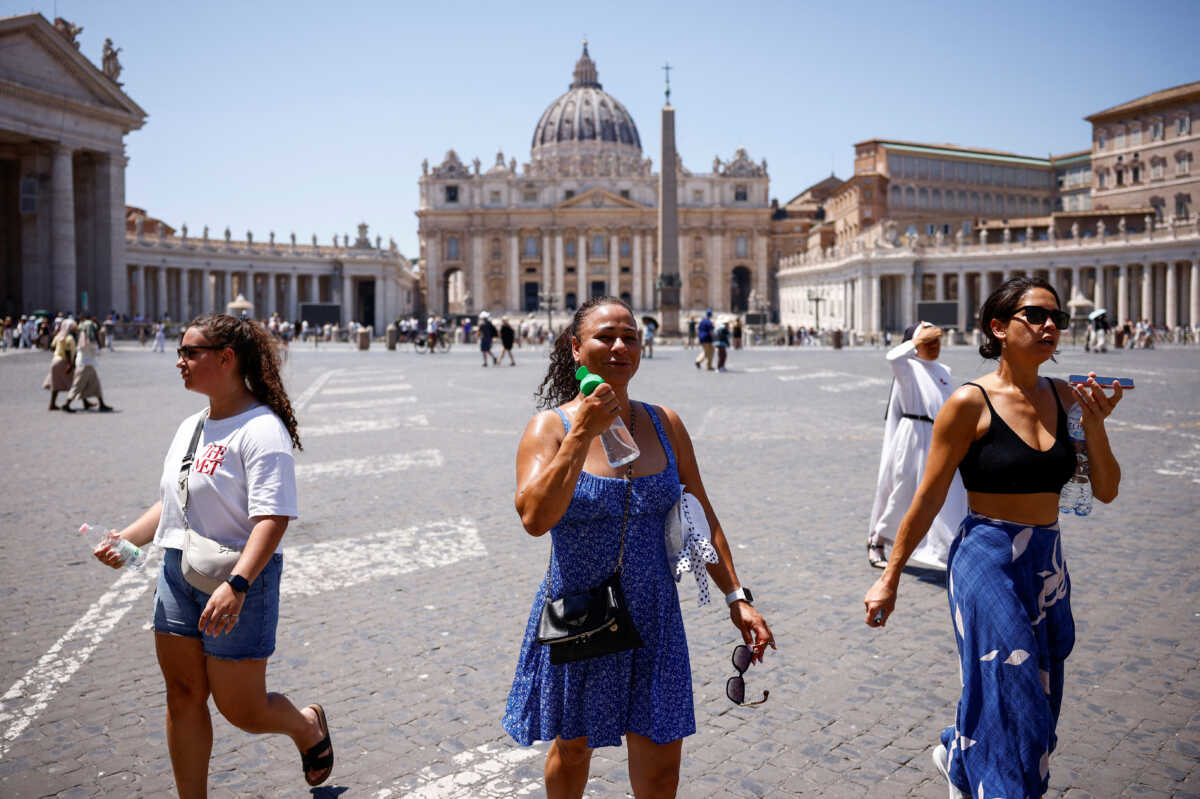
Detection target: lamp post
<box><xmin>538</xmin><ymin>290</ymin><xmax>559</xmax><ymax>337</ymax></box>
<box><xmin>808</xmin><ymin>291</ymin><xmax>824</xmax><ymax>332</ymax></box>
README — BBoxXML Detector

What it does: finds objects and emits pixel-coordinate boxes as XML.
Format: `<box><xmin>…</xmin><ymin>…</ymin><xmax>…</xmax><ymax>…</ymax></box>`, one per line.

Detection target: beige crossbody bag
<box><xmin>178</xmin><ymin>411</ymin><xmax>244</xmax><ymax>594</ymax></box>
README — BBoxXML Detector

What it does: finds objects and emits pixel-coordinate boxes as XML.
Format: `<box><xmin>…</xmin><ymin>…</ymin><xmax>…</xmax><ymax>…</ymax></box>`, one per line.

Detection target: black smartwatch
<box><xmin>226</xmin><ymin>574</ymin><xmax>250</xmax><ymax>594</ymax></box>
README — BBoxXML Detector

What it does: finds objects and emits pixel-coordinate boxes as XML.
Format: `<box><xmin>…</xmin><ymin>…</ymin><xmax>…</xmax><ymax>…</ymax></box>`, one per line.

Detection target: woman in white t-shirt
<box><xmin>95</xmin><ymin>314</ymin><xmax>333</xmax><ymax>792</ymax></box>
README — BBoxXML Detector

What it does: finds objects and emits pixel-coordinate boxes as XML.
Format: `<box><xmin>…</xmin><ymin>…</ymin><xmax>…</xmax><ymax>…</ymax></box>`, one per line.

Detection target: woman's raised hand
<box><xmin>573</xmin><ymin>381</ymin><xmax>622</xmax><ymax>440</ymax></box>
<box><xmin>1071</xmin><ymin>371</ymin><xmax>1123</xmax><ymax>430</ymax></box>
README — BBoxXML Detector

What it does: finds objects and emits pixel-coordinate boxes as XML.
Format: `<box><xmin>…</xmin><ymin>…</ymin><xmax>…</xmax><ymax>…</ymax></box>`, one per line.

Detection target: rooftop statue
<box><xmin>53</xmin><ymin>18</ymin><xmax>82</xmax><ymax>49</ymax></box>
<box><xmin>102</xmin><ymin>38</ymin><xmax>123</xmax><ymax>83</ymax></box>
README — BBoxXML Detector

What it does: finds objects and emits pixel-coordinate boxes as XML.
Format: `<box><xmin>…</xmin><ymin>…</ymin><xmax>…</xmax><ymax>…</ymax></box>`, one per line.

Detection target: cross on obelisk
<box><xmin>656</xmin><ymin>60</ymin><xmax>680</xmax><ymax>332</ymax></box>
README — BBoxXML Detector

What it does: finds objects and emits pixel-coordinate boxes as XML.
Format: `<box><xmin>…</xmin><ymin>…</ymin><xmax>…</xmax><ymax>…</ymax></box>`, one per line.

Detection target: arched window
<box><xmin>918</xmin><ymin>188</ymin><xmax>929</xmax><ymax>208</ymax></box>
<box><xmin>904</xmin><ymin>187</ymin><xmax>916</xmax><ymax>207</ymax></box>
<box><xmin>889</xmin><ymin>185</ymin><xmax>901</xmax><ymax>206</ymax></box>
<box><xmin>931</xmin><ymin>188</ymin><xmax>942</xmax><ymax>209</ymax></box>
<box><xmin>591</xmin><ymin>235</ymin><xmax>605</xmax><ymax>257</ymax></box>
<box><xmin>447</xmin><ymin>236</ymin><xmax>460</xmax><ymax>261</ymax></box>
<box><xmin>736</xmin><ymin>235</ymin><xmax>748</xmax><ymax>257</ymax></box>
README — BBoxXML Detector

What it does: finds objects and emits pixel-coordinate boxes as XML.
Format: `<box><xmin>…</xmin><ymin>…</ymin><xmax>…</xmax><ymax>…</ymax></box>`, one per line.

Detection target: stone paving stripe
<box><xmin>292</xmin><ymin>368</ymin><xmax>344</xmax><ymax>411</ymax></box>
<box><xmin>819</xmin><ymin>376</ymin><xmax>890</xmax><ymax>392</ymax></box>
<box><xmin>776</xmin><ymin>370</ymin><xmax>850</xmax><ymax>381</ymax></box>
<box><xmin>303</xmin><ymin>416</ymin><xmax>430</xmax><ymax>437</ymax></box>
<box><xmin>0</xmin><ymin>552</ymin><xmax>160</xmax><ymax>761</ymax></box>
<box><xmin>318</xmin><ymin>383</ymin><xmax>414</xmax><ymax>396</ymax></box>
<box><xmin>374</xmin><ymin>741</ymin><xmax>545</xmax><ymax>798</ymax></box>
<box><xmin>280</xmin><ymin>517</ymin><xmax>486</xmax><ymax>599</ymax></box>
<box><xmin>294</xmin><ymin>450</ymin><xmax>443</xmax><ymax>480</ymax></box>
<box><xmin>306</xmin><ymin>396</ymin><xmax>418</xmax><ymax>412</ymax></box>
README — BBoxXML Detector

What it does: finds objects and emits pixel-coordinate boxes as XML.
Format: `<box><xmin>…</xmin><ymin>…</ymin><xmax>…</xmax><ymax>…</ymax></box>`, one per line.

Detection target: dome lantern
<box><xmin>571</xmin><ymin>41</ymin><xmax>601</xmax><ymax>89</ymax></box>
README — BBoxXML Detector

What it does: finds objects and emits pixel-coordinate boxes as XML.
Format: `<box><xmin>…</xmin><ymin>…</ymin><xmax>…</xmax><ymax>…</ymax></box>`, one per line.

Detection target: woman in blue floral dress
<box><xmin>504</xmin><ymin>297</ymin><xmax>775</xmax><ymax>798</ymax></box>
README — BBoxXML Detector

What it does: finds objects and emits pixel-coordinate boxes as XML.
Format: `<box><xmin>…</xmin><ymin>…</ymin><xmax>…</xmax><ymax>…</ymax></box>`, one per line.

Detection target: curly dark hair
<box><xmin>977</xmin><ymin>276</ymin><xmax>1062</xmax><ymax>360</ymax></box>
<box><xmin>185</xmin><ymin>314</ymin><xmax>302</xmax><ymax>451</ymax></box>
<box><xmin>534</xmin><ymin>296</ymin><xmax>634</xmax><ymax>409</ymax></box>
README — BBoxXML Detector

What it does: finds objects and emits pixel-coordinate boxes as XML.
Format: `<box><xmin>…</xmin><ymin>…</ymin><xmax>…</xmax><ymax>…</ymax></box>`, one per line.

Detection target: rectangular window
<box><xmin>620</xmin><ymin>239</ymin><xmax>631</xmax><ymax>257</ymax></box>
<box><xmin>734</xmin><ymin>185</ymin><xmax>748</xmax><ymax>202</ymax></box>
<box><xmin>863</xmin><ymin>207</ymin><xmax>872</xmax><ymax>218</ymax></box>
<box><xmin>489</xmin><ymin>190</ymin><xmax>501</xmax><ymax>204</ymax></box>
<box><xmin>1097</xmin><ymin>134</ymin><xmax>1106</xmax><ymax>149</ymax></box>
<box><xmin>692</xmin><ymin>189</ymin><xmax>704</xmax><ymax>203</ymax></box>
<box><xmin>523</xmin><ymin>190</ymin><xmax>538</xmax><ymax>203</ymax></box>
<box><xmin>863</xmin><ymin>188</ymin><xmax>872</xmax><ymax>200</ymax></box>
<box><xmin>620</xmin><ymin>189</ymin><xmax>631</xmax><ymax>199</ymax></box>
<box><xmin>956</xmin><ymin>162</ymin><xmax>967</xmax><ymax>182</ymax></box>
<box><xmin>592</xmin><ymin>235</ymin><xmax>605</xmax><ymax>257</ymax></box>
<box><xmin>1115</xmin><ymin>170</ymin><xmax>1124</xmax><ymax>186</ymax></box>
<box><xmin>1130</xmin><ymin>128</ymin><xmax>1142</xmax><ymax>145</ymax></box>
<box><xmin>1179</xmin><ymin>116</ymin><xmax>1191</xmax><ymax>135</ymax></box>
<box><xmin>967</xmin><ymin>163</ymin><xmax>979</xmax><ymax>183</ymax></box>
<box><xmin>1176</xmin><ymin>194</ymin><xmax>1191</xmax><ymax>219</ymax></box>
<box><xmin>735</xmin><ymin>235</ymin><xmax>748</xmax><ymax>257</ymax></box>
<box><xmin>445</xmin><ymin>185</ymin><xmax>459</xmax><ymax>203</ymax></box>
<box><xmin>1151</xmin><ymin>162</ymin><xmax>1164</xmax><ymax>180</ymax></box>
<box><xmin>1179</xmin><ymin>155</ymin><xmax>1192</xmax><ymax>176</ymax></box>
<box><xmin>565</xmin><ymin>240</ymin><xmax>576</xmax><ymax>257</ymax></box>
<box><xmin>1115</xmin><ymin>130</ymin><xmax>1125</xmax><ymax>148</ymax></box>
<box><xmin>1152</xmin><ymin>121</ymin><xmax>1164</xmax><ymax>140</ymax></box>
<box><xmin>524</xmin><ymin>236</ymin><xmax>538</xmax><ymax>257</ymax></box>
<box><xmin>1098</xmin><ymin>172</ymin><xmax>1106</xmax><ymax>189</ymax></box>
<box><xmin>1131</xmin><ymin>166</ymin><xmax>1140</xmax><ymax>182</ymax></box>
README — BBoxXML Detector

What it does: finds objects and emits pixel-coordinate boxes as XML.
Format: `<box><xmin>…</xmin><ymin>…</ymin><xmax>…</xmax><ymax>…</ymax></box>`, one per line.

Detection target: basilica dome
<box><xmin>531</xmin><ymin>44</ymin><xmax>642</xmax><ymax>158</ymax></box>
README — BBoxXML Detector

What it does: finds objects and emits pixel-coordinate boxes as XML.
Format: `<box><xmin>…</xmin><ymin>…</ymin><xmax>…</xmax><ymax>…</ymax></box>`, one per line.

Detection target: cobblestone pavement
<box><xmin>0</xmin><ymin>338</ymin><xmax>1197</xmax><ymax>798</ymax></box>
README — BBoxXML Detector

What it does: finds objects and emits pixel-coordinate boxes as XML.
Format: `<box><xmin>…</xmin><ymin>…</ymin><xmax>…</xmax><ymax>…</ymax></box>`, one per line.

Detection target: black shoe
<box><xmin>62</xmin><ymin>404</ymin><xmax>75</xmax><ymax>413</ymax></box>
<box><xmin>99</xmin><ymin>404</ymin><xmax>114</xmax><ymax>413</ymax></box>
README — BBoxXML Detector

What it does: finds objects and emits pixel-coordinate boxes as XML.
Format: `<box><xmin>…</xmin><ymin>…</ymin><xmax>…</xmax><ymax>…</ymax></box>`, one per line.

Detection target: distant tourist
<box><xmin>693</xmin><ymin>309</ymin><xmax>714</xmax><ymax>370</ymax></box>
<box><xmin>63</xmin><ymin>315</ymin><xmax>114</xmax><ymax>412</ymax></box>
<box><xmin>499</xmin><ymin>317</ymin><xmax>516</xmax><ymax>365</ymax></box>
<box><xmin>715</xmin><ymin>316</ymin><xmax>731</xmax><ymax>372</ymax></box>
<box><xmin>479</xmin><ymin>313</ymin><xmax>498</xmax><ymax>366</ymax></box>
<box><xmin>43</xmin><ymin>319</ymin><xmax>76</xmax><ymax>411</ymax></box>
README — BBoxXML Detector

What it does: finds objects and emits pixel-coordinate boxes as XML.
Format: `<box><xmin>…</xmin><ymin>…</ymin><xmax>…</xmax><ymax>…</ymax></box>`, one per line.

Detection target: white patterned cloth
<box><xmin>665</xmin><ymin>488</ymin><xmax>720</xmax><ymax>605</ymax></box>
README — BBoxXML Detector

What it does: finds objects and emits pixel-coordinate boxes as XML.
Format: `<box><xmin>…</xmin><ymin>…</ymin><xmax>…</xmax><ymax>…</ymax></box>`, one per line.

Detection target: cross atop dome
<box><xmin>571</xmin><ymin>41</ymin><xmax>601</xmax><ymax>89</ymax></box>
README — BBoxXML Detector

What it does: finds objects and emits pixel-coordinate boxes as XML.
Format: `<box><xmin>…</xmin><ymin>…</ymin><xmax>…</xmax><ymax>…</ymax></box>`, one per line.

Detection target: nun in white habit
<box><xmin>866</xmin><ymin>322</ymin><xmax>967</xmax><ymax>569</ymax></box>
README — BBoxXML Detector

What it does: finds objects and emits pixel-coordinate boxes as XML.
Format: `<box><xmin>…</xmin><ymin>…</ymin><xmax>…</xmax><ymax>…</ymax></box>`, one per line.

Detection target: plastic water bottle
<box><xmin>79</xmin><ymin>523</ymin><xmax>147</xmax><ymax>568</ymax></box>
<box><xmin>1062</xmin><ymin>404</ymin><xmax>1093</xmax><ymax>517</ymax></box>
<box><xmin>575</xmin><ymin>365</ymin><xmax>640</xmax><ymax>468</ymax></box>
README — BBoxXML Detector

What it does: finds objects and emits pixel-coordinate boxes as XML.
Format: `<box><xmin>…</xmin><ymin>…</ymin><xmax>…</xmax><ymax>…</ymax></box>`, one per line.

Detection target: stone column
<box><xmin>51</xmin><ymin>144</ymin><xmax>77</xmax><ymax>311</ymax></box>
<box><xmin>104</xmin><ymin>151</ymin><xmax>127</xmax><ymax>317</ymax></box>
<box><xmin>1190</xmin><ymin>260</ymin><xmax>1199</xmax><ymax>329</ymax></box>
<box><xmin>471</xmin><ymin>233</ymin><xmax>484</xmax><ymax>313</ymax></box>
<box><xmin>902</xmin><ymin>271</ymin><xmax>914</xmax><ymax>327</ymax></box>
<box><xmin>934</xmin><ymin>270</ymin><xmax>945</xmax><ymax>301</ymax></box>
<box><xmin>1165</xmin><ymin>261</ymin><xmax>1178</xmax><ymax>330</ymax></box>
<box><xmin>610</xmin><ymin>233</ymin><xmax>620</xmax><ymax>299</ymax></box>
<box><xmin>287</xmin><ymin>272</ymin><xmax>298</xmax><ymax>320</ymax></box>
<box><xmin>199</xmin><ymin>269</ymin><xmax>211</xmax><ymax>315</ymax></box>
<box><xmin>425</xmin><ymin>231</ymin><xmax>440</xmax><ymax>316</ymax></box>
<box><xmin>710</xmin><ymin>231</ymin><xmax>723</xmax><ymax>311</ymax></box>
<box><xmin>576</xmin><ymin>232</ymin><xmax>587</xmax><ymax>304</ymax></box>
<box><xmin>133</xmin><ymin>265</ymin><xmax>145</xmax><ymax>318</ymax></box>
<box><xmin>1141</xmin><ymin>262</ymin><xmax>1153</xmax><ymax>323</ymax></box>
<box><xmin>632</xmin><ymin>233</ymin><xmax>643</xmax><ymax>309</ymax></box>
<box><xmin>1070</xmin><ymin>266</ymin><xmax>1081</xmax><ymax>303</ymax></box>
<box><xmin>541</xmin><ymin>232</ymin><xmax>552</xmax><ymax>295</ymax></box>
<box><xmin>1117</xmin><ymin>265</ymin><xmax>1129</xmax><ymax>323</ymax></box>
<box><xmin>1093</xmin><ymin>265</ymin><xmax>1105</xmax><ymax>311</ymax></box>
<box><xmin>755</xmin><ymin>232</ymin><xmax>769</xmax><ymax>307</ymax></box>
<box><xmin>508</xmin><ymin>233</ymin><xmax>520</xmax><ymax>311</ymax></box>
<box><xmin>871</xmin><ymin>274</ymin><xmax>882</xmax><ymax>333</ymax></box>
<box><xmin>555</xmin><ymin>231</ymin><xmax>565</xmax><ymax>300</ymax></box>
<box><xmin>957</xmin><ymin>270</ymin><xmax>969</xmax><ymax>331</ymax></box>
<box><xmin>156</xmin><ymin>268</ymin><xmax>168</xmax><ymax>320</ymax></box>
<box><xmin>343</xmin><ymin>273</ymin><xmax>355</xmax><ymax>323</ymax></box>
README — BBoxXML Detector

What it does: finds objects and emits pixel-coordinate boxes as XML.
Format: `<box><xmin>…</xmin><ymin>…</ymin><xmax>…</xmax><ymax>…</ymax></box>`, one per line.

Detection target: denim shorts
<box><xmin>153</xmin><ymin>547</ymin><xmax>282</xmax><ymax>661</ymax></box>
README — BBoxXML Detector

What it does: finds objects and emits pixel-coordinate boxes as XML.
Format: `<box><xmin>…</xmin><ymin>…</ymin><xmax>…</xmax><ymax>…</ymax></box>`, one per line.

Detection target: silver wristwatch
<box><xmin>725</xmin><ymin>587</ymin><xmax>754</xmax><ymax>606</ymax></box>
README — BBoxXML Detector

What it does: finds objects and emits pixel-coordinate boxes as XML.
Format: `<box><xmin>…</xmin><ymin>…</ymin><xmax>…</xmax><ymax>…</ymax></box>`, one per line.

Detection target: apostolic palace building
<box><xmin>416</xmin><ymin>43</ymin><xmax>771</xmax><ymax>319</ymax></box>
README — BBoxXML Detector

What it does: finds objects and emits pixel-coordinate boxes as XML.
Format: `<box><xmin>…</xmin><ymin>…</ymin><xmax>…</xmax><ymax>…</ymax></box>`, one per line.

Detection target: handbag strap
<box><xmin>178</xmin><ymin>410</ymin><xmax>209</xmax><ymax>518</ymax></box>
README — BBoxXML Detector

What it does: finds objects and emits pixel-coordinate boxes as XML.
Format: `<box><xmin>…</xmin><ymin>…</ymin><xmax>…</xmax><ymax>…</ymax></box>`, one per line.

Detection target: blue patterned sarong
<box><xmin>941</xmin><ymin>512</ymin><xmax>1074</xmax><ymax>798</ymax></box>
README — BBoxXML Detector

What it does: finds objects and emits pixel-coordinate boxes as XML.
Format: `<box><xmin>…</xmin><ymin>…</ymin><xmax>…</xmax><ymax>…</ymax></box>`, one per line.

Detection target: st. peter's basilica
<box><xmin>417</xmin><ymin>43</ymin><xmax>771</xmax><ymax>319</ymax></box>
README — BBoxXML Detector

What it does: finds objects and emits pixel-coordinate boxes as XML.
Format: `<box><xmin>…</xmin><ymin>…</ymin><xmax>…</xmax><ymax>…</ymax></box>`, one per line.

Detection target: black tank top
<box><xmin>957</xmin><ymin>379</ymin><xmax>1076</xmax><ymax>494</ymax></box>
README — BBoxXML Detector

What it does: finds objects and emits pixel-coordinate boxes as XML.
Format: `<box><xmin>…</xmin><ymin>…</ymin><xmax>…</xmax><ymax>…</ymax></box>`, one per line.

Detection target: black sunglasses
<box><xmin>726</xmin><ymin>644</ymin><xmax>769</xmax><ymax>707</ymax></box>
<box><xmin>176</xmin><ymin>345</ymin><xmax>225</xmax><ymax>360</ymax></box>
<box><xmin>1013</xmin><ymin>306</ymin><xmax>1070</xmax><ymax>330</ymax></box>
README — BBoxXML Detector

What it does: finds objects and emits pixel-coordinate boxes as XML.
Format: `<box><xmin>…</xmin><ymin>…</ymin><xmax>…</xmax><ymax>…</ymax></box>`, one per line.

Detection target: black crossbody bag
<box><xmin>535</xmin><ymin>410</ymin><xmax>644</xmax><ymax>665</ymax></box>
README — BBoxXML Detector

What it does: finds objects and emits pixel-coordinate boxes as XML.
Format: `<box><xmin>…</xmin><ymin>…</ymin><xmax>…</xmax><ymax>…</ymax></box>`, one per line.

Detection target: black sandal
<box><xmin>867</xmin><ymin>540</ymin><xmax>887</xmax><ymax>568</ymax></box>
<box><xmin>301</xmin><ymin>704</ymin><xmax>334</xmax><ymax>787</ymax></box>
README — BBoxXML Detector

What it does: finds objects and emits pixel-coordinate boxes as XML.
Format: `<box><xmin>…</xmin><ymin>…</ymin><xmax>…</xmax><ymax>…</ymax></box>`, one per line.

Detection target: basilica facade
<box><xmin>416</xmin><ymin>44</ymin><xmax>771</xmax><ymax>322</ymax></box>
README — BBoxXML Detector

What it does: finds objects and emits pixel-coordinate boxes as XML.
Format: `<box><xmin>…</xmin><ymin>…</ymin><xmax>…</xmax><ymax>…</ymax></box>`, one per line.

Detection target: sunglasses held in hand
<box><xmin>726</xmin><ymin>644</ymin><xmax>768</xmax><ymax>707</ymax></box>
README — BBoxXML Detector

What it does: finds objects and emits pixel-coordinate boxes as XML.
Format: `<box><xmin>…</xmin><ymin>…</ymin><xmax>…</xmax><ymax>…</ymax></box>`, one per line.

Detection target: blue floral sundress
<box><xmin>503</xmin><ymin>402</ymin><xmax>695</xmax><ymax>748</ymax></box>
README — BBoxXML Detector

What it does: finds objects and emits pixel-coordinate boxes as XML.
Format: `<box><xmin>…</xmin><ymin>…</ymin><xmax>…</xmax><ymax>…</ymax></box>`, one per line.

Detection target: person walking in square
<box><xmin>64</xmin><ymin>315</ymin><xmax>114</xmax><ymax>412</ymax></box>
<box><xmin>864</xmin><ymin>277</ymin><xmax>1123</xmax><ymax>798</ymax></box>
<box><xmin>479</xmin><ymin>313</ymin><xmax>499</xmax><ymax>366</ymax></box>
<box><xmin>693</xmin><ymin>309</ymin><xmax>714</xmax><ymax>371</ymax></box>
<box><xmin>715</xmin><ymin>316</ymin><xmax>731</xmax><ymax>372</ymax></box>
<box><xmin>866</xmin><ymin>322</ymin><xmax>964</xmax><ymax>569</ymax></box>
<box><xmin>43</xmin><ymin>319</ymin><xmax>76</xmax><ymax>411</ymax></box>
<box><xmin>504</xmin><ymin>296</ymin><xmax>774</xmax><ymax>799</ymax></box>
<box><xmin>93</xmin><ymin>314</ymin><xmax>333</xmax><ymax>795</ymax></box>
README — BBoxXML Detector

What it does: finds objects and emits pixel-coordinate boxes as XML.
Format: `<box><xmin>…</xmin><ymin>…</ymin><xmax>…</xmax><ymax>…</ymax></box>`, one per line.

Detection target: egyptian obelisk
<box><xmin>656</xmin><ymin>63</ymin><xmax>681</xmax><ymax>333</ymax></box>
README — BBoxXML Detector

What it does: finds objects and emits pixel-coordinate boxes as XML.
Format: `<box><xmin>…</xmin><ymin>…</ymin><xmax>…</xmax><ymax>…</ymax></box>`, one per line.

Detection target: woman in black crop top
<box><xmin>862</xmin><ymin>277</ymin><xmax>1123</xmax><ymax>799</ymax></box>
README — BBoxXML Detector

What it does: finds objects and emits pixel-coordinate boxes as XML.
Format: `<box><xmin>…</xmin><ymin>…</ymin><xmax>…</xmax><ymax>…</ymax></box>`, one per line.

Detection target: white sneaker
<box><xmin>932</xmin><ymin>743</ymin><xmax>966</xmax><ymax>799</ymax></box>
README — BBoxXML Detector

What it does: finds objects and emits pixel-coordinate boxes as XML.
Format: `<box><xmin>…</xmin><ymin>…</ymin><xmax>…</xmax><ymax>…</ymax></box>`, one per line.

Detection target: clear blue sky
<box><xmin>11</xmin><ymin>0</ymin><xmax>1198</xmax><ymax>257</ymax></box>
